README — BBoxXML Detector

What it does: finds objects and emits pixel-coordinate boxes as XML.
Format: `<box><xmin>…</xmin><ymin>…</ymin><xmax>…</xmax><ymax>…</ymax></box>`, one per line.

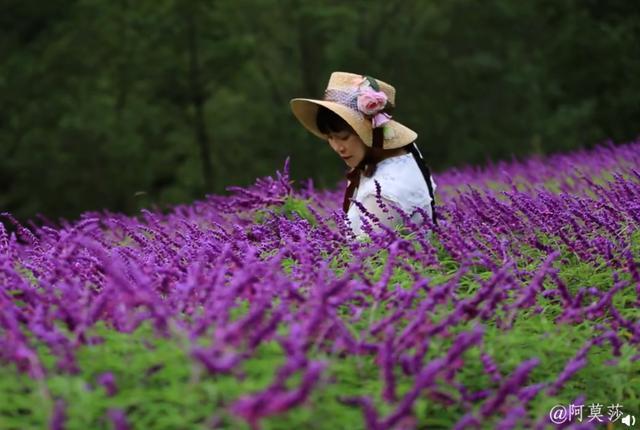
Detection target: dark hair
<box><xmin>316</xmin><ymin>106</ymin><xmax>354</xmax><ymax>135</ymax></box>
<box><xmin>316</xmin><ymin>106</ymin><xmax>388</xmax><ymax>177</ymax></box>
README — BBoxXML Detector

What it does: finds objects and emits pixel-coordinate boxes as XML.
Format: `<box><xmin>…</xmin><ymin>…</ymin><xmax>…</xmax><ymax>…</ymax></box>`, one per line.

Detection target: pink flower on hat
<box><xmin>356</xmin><ymin>87</ymin><xmax>388</xmax><ymax>116</ymax></box>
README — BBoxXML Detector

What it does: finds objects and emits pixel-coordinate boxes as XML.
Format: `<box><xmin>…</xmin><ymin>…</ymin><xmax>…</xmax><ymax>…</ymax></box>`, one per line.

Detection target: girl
<box><xmin>290</xmin><ymin>72</ymin><xmax>437</xmax><ymax>238</ymax></box>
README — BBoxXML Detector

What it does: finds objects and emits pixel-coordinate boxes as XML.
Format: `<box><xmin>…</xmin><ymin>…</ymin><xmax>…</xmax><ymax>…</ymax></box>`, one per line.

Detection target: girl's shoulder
<box><xmin>375</xmin><ymin>153</ymin><xmax>418</xmax><ymax>178</ymax></box>
<box><xmin>358</xmin><ymin>154</ymin><xmax>435</xmax><ymax>209</ymax></box>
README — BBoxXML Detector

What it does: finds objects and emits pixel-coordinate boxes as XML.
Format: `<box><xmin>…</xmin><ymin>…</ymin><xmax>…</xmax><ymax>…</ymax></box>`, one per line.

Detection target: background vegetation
<box><xmin>2</xmin><ymin>0</ymin><xmax>639</xmax><ymax>221</ymax></box>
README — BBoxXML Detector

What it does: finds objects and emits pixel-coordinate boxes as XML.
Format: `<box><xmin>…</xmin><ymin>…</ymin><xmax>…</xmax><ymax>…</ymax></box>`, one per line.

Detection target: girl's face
<box><xmin>326</xmin><ymin>130</ymin><xmax>368</xmax><ymax>169</ymax></box>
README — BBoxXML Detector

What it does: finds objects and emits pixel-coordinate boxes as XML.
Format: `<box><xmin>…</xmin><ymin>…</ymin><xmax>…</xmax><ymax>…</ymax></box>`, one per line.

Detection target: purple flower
<box><xmin>339</xmin><ymin>396</ymin><xmax>380</xmax><ymax>430</ymax></box>
<box><xmin>49</xmin><ymin>399</ymin><xmax>66</xmax><ymax>430</ymax></box>
<box><xmin>97</xmin><ymin>372</ymin><xmax>118</xmax><ymax>396</ymax></box>
<box><xmin>107</xmin><ymin>409</ymin><xmax>130</xmax><ymax>430</ymax></box>
<box><xmin>481</xmin><ymin>358</ymin><xmax>540</xmax><ymax>417</ymax></box>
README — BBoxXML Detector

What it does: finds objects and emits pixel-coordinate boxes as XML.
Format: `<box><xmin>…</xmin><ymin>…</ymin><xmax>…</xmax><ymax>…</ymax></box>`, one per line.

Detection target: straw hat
<box><xmin>290</xmin><ymin>71</ymin><xmax>417</xmax><ymax>149</ymax></box>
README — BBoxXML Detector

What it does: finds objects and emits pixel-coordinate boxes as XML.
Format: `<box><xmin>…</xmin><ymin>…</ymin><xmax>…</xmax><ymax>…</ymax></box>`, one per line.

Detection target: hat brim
<box><xmin>290</xmin><ymin>98</ymin><xmax>417</xmax><ymax>150</ymax></box>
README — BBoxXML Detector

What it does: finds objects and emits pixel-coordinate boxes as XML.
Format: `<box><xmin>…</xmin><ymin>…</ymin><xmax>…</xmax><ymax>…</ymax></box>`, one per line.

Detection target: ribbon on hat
<box><xmin>372</xmin><ymin>112</ymin><xmax>392</xmax><ymax>128</ymax></box>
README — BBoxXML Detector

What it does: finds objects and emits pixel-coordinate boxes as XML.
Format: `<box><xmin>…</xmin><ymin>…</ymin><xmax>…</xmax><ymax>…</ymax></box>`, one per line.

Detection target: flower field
<box><xmin>1</xmin><ymin>141</ymin><xmax>639</xmax><ymax>430</ymax></box>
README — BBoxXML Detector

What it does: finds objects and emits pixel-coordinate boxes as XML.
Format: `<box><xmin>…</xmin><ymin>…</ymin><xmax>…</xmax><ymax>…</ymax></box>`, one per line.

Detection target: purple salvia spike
<box><xmin>49</xmin><ymin>399</ymin><xmax>66</xmax><ymax>430</ymax></box>
<box><xmin>452</xmin><ymin>413</ymin><xmax>482</xmax><ymax>430</ymax></box>
<box><xmin>496</xmin><ymin>405</ymin><xmax>526</xmax><ymax>430</ymax></box>
<box><xmin>480</xmin><ymin>357</ymin><xmax>540</xmax><ymax>417</ymax></box>
<box><xmin>380</xmin><ymin>326</ymin><xmax>397</xmax><ymax>403</ymax></box>
<box><xmin>480</xmin><ymin>351</ymin><xmax>502</xmax><ymax>383</ymax></box>
<box><xmin>107</xmin><ymin>409</ymin><xmax>130</xmax><ymax>430</ymax></box>
<box><xmin>547</xmin><ymin>357</ymin><xmax>588</xmax><ymax>396</ymax></box>
<box><xmin>97</xmin><ymin>372</ymin><xmax>118</xmax><ymax>396</ymax></box>
<box><xmin>517</xmin><ymin>382</ymin><xmax>547</xmax><ymax>404</ymax></box>
<box><xmin>339</xmin><ymin>396</ymin><xmax>380</xmax><ymax>430</ymax></box>
<box><xmin>380</xmin><ymin>357</ymin><xmax>446</xmax><ymax>429</ymax></box>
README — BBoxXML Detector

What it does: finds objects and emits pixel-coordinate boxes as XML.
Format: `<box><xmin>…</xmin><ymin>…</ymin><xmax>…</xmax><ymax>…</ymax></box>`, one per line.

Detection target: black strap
<box><xmin>372</xmin><ymin>127</ymin><xmax>384</xmax><ymax>149</ymax></box>
<box><xmin>407</xmin><ymin>142</ymin><xmax>438</xmax><ymax>226</ymax></box>
<box><xmin>343</xmin><ymin>168</ymin><xmax>361</xmax><ymax>213</ymax></box>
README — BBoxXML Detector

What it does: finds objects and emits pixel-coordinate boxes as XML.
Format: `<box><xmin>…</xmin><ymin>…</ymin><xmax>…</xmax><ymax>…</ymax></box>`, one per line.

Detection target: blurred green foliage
<box><xmin>1</xmin><ymin>0</ymin><xmax>639</xmax><ymax>221</ymax></box>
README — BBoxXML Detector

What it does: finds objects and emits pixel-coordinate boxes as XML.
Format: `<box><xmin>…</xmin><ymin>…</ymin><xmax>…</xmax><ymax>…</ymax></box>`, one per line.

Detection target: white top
<box><xmin>346</xmin><ymin>153</ymin><xmax>437</xmax><ymax>238</ymax></box>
